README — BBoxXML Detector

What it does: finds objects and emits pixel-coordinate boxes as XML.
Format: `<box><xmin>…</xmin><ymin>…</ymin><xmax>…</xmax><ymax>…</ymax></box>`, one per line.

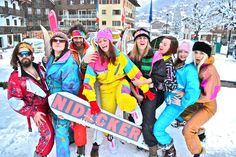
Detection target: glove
<box><xmin>90</xmin><ymin>101</ymin><xmax>101</xmax><ymax>115</ymax></box>
<box><xmin>143</xmin><ymin>90</ymin><xmax>156</xmax><ymax>101</ymax></box>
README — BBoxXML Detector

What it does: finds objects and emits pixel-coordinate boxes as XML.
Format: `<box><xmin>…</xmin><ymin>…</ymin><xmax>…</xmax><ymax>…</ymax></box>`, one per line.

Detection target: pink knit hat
<box><xmin>96</xmin><ymin>29</ymin><xmax>113</xmax><ymax>42</ymax></box>
<box><xmin>178</xmin><ymin>42</ymin><xmax>191</xmax><ymax>52</ymax></box>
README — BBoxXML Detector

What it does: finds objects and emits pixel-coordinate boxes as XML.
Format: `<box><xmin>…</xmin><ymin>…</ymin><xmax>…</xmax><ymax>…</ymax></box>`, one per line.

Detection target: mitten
<box><xmin>90</xmin><ymin>101</ymin><xmax>101</xmax><ymax>115</ymax></box>
<box><xmin>143</xmin><ymin>90</ymin><xmax>155</xmax><ymax>101</ymax></box>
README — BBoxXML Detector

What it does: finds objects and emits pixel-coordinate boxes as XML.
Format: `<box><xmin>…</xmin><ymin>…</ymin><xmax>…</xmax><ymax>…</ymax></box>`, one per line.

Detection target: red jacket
<box><xmin>8</xmin><ymin>63</ymin><xmax>50</xmax><ymax>117</ymax></box>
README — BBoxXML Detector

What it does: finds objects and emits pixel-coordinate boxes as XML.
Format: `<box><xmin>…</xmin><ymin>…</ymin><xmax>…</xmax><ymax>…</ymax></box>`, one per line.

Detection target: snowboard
<box><xmin>40</xmin><ymin>25</ymin><xmax>51</xmax><ymax>58</ymax></box>
<box><xmin>48</xmin><ymin>92</ymin><xmax>149</xmax><ymax>150</ymax></box>
<box><xmin>48</xmin><ymin>10</ymin><xmax>58</xmax><ymax>32</ymax></box>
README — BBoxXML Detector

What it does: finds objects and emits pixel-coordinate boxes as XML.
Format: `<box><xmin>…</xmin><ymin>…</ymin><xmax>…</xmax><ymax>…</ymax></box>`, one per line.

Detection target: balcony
<box><xmin>60</xmin><ymin>14</ymin><xmax>96</xmax><ymax>20</ymax></box>
<box><xmin>0</xmin><ymin>7</ymin><xmax>24</xmax><ymax>17</ymax></box>
<box><xmin>0</xmin><ymin>26</ymin><xmax>26</xmax><ymax>34</ymax></box>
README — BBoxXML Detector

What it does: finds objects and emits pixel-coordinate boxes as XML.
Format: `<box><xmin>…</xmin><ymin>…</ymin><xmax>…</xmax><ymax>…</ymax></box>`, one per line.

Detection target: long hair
<box><xmin>129</xmin><ymin>40</ymin><xmax>151</xmax><ymax>61</ymax></box>
<box><xmin>10</xmin><ymin>42</ymin><xmax>33</xmax><ymax>70</ymax></box>
<box><xmin>162</xmin><ymin>36</ymin><xmax>178</xmax><ymax>56</ymax></box>
<box><xmin>98</xmin><ymin>41</ymin><xmax>116</xmax><ymax>65</ymax></box>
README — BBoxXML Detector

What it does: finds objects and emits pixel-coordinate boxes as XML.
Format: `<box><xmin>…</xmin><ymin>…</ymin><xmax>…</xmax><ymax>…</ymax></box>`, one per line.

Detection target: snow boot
<box><xmin>171</xmin><ymin>120</ymin><xmax>186</xmax><ymax>128</ymax></box>
<box><xmin>91</xmin><ymin>142</ymin><xmax>99</xmax><ymax>157</ymax></box>
<box><xmin>129</xmin><ymin>104</ymin><xmax>143</xmax><ymax>125</ymax></box>
<box><xmin>33</xmin><ymin>151</ymin><xmax>46</xmax><ymax>157</ymax></box>
<box><xmin>77</xmin><ymin>145</ymin><xmax>85</xmax><ymax>157</ymax></box>
<box><xmin>163</xmin><ymin>141</ymin><xmax>176</xmax><ymax>157</ymax></box>
<box><xmin>193</xmin><ymin>147</ymin><xmax>205</xmax><ymax>157</ymax></box>
<box><xmin>107</xmin><ymin>135</ymin><xmax>118</xmax><ymax>153</ymax></box>
<box><xmin>148</xmin><ymin>145</ymin><xmax>158</xmax><ymax>157</ymax></box>
<box><xmin>198</xmin><ymin>128</ymin><xmax>206</xmax><ymax>142</ymax></box>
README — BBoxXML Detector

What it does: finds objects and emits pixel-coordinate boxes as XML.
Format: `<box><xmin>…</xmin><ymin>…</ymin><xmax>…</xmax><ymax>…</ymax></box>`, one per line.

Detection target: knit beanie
<box><xmin>96</xmin><ymin>28</ymin><xmax>113</xmax><ymax>42</ymax></box>
<box><xmin>133</xmin><ymin>28</ymin><xmax>150</xmax><ymax>41</ymax></box>
<box><xmin>50</xmin><ymin>32</ymin><xmax>69</xmax><ymax>46</ymax></box>
<box><xmin>192</xmin><ymin>41</ymin><xmax>212</xmax><ymax>57</ymax></box>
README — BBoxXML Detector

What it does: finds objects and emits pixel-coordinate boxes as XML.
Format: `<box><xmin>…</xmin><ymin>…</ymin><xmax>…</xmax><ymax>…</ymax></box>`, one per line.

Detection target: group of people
<box><xmin>7</xmin><ymin>25</ymin><xmax>221</xmax><ymax>157</ymax></box>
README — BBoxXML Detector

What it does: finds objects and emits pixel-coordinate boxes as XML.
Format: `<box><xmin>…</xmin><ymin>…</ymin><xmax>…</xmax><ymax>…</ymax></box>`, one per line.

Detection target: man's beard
<box><xmin>20</xmin><ymin>58</ymin><xmax>32</xmax><ymax>68</ymax></box>
<box><xmin>74</xmin><ymin>42</ymin><xmax>83</xmax><ymax>50</ymax></box>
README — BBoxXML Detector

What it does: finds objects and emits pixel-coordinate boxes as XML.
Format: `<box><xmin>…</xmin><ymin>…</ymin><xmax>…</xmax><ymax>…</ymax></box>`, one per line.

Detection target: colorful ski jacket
<box><xmin>46</xmin><ymin>51</ymin><xmax>80</xmax><ymax>95</ymax></box>
<box><xmin>197</xmin><ymin>56</ymin><xmax>220</xmax><ymax>103</ymax></box>
<box><xmin>129</xmin><ymin>49</ymin><xmax>166</xmax><ymax>92</ymax></box>
<box><xmin>8</xmin><ymin>63</ymin><xmax>49</xmax><ymax>117</ymax></box>
<box><xmin>83</xmin><ymin>48</ymin><xmax>150</xmax><ymax>102</ymax></box>
<box><xmin>161</xmin><ymin>55</ymin><xmax>177</xmax><ymax>92</ymax></box>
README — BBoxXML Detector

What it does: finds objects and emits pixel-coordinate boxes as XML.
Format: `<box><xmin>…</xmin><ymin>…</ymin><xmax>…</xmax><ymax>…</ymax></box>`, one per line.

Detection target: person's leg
<box><xmin>35</xmin><ymin>114</ymin><xmax>54</xmax><ymax>156</ymax></box>
<box><xmin>73</xmin><ymin>123</ymin><xmax>87</xmax><ymax>156</ymax></box>
<box><xmin>183</xmin><ymin>101</ymin><xmax>217</xmax><ymax>155</ymax></box>
<box><xmin>53</xmin><ymin>115</ymin><xmax>71</xmax><ymax>157</ymax></box>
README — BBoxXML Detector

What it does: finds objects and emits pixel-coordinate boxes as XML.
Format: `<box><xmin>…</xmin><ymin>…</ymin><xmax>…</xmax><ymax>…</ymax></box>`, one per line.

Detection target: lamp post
<box><xmin>165</xmin><ymin>13</ymin><xmax>169</xmax><ymax>34</ymax></box>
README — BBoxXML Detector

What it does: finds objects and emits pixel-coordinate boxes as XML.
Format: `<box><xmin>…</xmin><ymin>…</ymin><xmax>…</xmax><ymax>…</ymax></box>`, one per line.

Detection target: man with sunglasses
<box><xmin>68</xmin><ymin>24</ymin><xmax>97</xmax><ymax>157</ymax></box>
<box><xmin>7</xmin><ymin>42</ymin><xmax>54</xmax><ymax>157</ymax></box>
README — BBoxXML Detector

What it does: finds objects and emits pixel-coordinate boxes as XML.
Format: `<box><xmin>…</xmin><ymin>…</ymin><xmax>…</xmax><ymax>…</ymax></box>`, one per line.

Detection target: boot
<box><xmin>107</xmin><ymin>135</ymin><xmax>118</xmax><ymax>153</ymax></box>
<box><xmin>198</xmin><ymin>128</ymin><xmax>206</xmax><ymax>142</ymax></box>
<box><xmin>148</xmin><ymin>145</ymin><xmax>158</xmax><ymax>157</ymax></box>
<box><xmin>77</xmin><ymin>145</ymin><xmax>85</xmax><ymax>157</ymax></box>
<box><xmin>193</xmin><ymin>147</ymin><xmax>205</xmax><ymax>157</ymax></box>
<box><xmin>163</xmin><ymin>141</ymin><xmax>176</xmax><ymax>157</ymax></box>
<box><xmin>171</xmin><ymin>120</ymin><xmax>186</xmax><ymax>128</ymax></box>
<box><xmin>91</xmin><ymin>142</ymin><xmax>99</xmax><ymax>157</ymax></box>
<box><xmin>129</xmin><ymin>104</ymin><xmax>143</xmax><ymax>125</ymax></box>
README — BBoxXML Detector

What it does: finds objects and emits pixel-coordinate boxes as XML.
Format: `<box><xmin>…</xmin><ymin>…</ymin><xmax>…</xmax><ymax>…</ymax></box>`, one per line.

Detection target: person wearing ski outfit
<box><xmin>68</xmin><ymin>24</ymin><xmax>97</xmax><ymax>157</ymax></box>
<box><xmin>46</xmin><ymin>32</ymin><xmax>80</xmax><ymax>157</ymax></box>
<box><xmin>183</xmin><ymin>41</ymin><xmax>221</xmax><ymax>157</ymax></box>
<box><xmin>82</xmin><ymin>28</ymin><xmax>155</xmax><ymax>157</ymax></box>
<box><xmin>153</xmin><ymin>40</ymin><xmax>201</xmax><ymax>157</ymax></box>
<box><xmin>128</xmin><ymin>28</ymin><xmax>167</xmax><ymax>157</ymax></box>
<box><xmin>8</xmin><ymin>42</ymin><xmax>54</xmax><ymax>157</ymax></box>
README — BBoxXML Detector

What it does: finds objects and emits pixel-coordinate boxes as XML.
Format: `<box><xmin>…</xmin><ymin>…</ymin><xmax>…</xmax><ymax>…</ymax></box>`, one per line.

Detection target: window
<box><xmin>36</xmin><ymin>9</ymin><xmax>41</xmax><ymax>15</ymax></box>
<box><xmin>102</xmin><ymin>10</ymin><xmax>106</xmax><ymax>15</ymax></box>
<box><xmin>4</xmin><ymin>1</ymin><xmax>8</xmax><ymax>7</ymax></box>
<box><xmin>112</xmin><ymin>0</ymin><xmax>120</xmax><ymax>4</ymax></box>
<box><xmin>59</xmin><ymin>10</ymin><xmax>63</xmax><ymax>15</ymax></box>
<box><xmin>21</xmin><ymin>19</ymin><xmax>24</xmax><ymax>26</ymax></box>
<box><xmin>112</xmin><ymin>21</ymin><xmax>121</xmax><ymax>26</ymax></box>
<box><xmin>14</xmin><ymin>20</ymin><xmax>17</xmax><ymax>26</ymax></box>
<box><xmin>6</xmin><ymin>19</ymin><xmax>10</xmax><ymax>25</ymax></box>
<box><xmin>112</xmin><ymin>10</ymin><xmax>120</xmax><ymax>15</ymax></box>
<box><xmin>80</xmin><ymin>0</ymin><xmax>84</xmax><ymax>4</ymax></box>
<box><xmin>90</xmin><ymin>0</ymin><xmax>95</xmax><ymax>4</ymax></box>
<box><xmin>28</xmin><ymin>8</ymin><xmax>32</xmax><ymax>14</ymax></box>
<box><xmin>45</xmin><ymin>8</ymin><xmax>49</xmax><ymax>15</ymax></box>
<box><xmin>13</xmin><ymin>3</ymin><xmax>16</xmax><ymax>10</ymax></box>
<box><xmin>102</xmin><ymin>0</ymin><xmax>108</xmax><ymax>4</ymax></box>
<box><xmin>102</xmin><ymin>21</ymin><xmax>106</xmax><ymax>25</ymax></box>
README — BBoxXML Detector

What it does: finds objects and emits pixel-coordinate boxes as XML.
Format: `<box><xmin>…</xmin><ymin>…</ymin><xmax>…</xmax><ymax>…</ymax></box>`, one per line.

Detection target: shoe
<box><xmin>77</xmin><ymin>145</ymin><xmax>85</xmax><ymax>157</ymax></box>
<box><xmin>130</xmin><ymin>104</ymin><xmax>143</xmax><ymax>125</ymax></box>
<box><xmin>163</xmin><ymin>141</ymin><xmax>176</xmax><ymax>157</ymax></box>
<box><xmin>198</xmin><ymin>128</ymin><xmax>206</xmax><ymax>142</ymax></box>
<box><xmin>107</xmin><ymin>135</ymin><xmax>118</xmax><ymax>153</ymax></box>
<box><xmin>91</xmin><ymin>142</ymin><xmax>99</xmax><ymax>157</ymax></box>
<box><xmin>148</xmin><ymin>145</ymin><xmax>158</xmax><ymax>157</ymax></box>
<box><xmin>193</xmin><ymin>147</ymin><xmax>206</xmax><ymax>157</ymax></box>
<box><xmin>171</xmin><ymin>120</ymin><xmax>186</xmax><ymax>128</ymax></box>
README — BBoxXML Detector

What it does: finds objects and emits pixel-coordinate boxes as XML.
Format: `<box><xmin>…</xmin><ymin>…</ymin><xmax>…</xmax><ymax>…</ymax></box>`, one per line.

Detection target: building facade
<box><xmin>98</xmin><ymin>0</ymin><xmax>139</xmax><ymax>30</ymax></box>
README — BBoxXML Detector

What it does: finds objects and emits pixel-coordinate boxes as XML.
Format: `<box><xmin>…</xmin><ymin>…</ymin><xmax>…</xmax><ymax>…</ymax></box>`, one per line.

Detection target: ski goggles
<box><xmin>18</xmin><ymin>51</ymin><xmax>31</xmax><ymax>57</ymax></box>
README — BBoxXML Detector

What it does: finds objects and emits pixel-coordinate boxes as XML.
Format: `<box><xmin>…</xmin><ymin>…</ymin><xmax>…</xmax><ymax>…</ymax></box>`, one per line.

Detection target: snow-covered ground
<box><xmin>0</xmin><ymin>49</ymin><xmax>236</xmax><ymax>157</ymax></box>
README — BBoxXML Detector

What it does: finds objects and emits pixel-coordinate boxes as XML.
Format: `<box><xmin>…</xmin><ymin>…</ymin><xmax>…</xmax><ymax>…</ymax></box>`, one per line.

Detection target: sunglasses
<box><xmin>52</xmin><ymin>39</ymin><xmax>66</xmax><ymax>43</ymax></box>
<box><xmin>18</xmin><ymin>51</ymin><xmax>31</xmax><ymax>57</ymax></box>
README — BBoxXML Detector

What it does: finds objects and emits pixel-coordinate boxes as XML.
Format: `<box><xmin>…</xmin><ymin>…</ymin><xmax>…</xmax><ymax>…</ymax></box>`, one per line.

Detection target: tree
<box><xmin>172</xmin><ymin>4</ymin><xmax>182</xmax><ymax>36</ymax></box>
<box><xmin>183</xmin><ymin>1</ymin><xmax>222</xmax><ymax>40</ymax></box>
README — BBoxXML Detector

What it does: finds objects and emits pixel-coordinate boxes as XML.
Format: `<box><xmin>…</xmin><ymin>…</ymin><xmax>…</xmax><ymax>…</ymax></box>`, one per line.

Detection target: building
<box><xmin>0</xmin><ymin>0</ymin><xmax>55</xmax><ymax>49</ymax></box>
<box><xmin>0</xmin><ymin>0</ymin><xmax>25</xmax><ymax>49</ymax></box>
<box><xmin>55</xmin><ymin>0</ymin><xmax>97</xmax><ymax>32</ymax></box>
<box><xmin>98</xmin><ymin>0</ymin><xmax>140</xmax><ymax>30</ymax></box>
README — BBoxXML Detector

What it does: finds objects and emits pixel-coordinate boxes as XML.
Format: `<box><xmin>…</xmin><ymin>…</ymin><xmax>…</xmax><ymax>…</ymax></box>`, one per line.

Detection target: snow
<box><xmin>0</xmin><ymin>49</ymin><xmax>236</xmax><ymax>157</ymax></box>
